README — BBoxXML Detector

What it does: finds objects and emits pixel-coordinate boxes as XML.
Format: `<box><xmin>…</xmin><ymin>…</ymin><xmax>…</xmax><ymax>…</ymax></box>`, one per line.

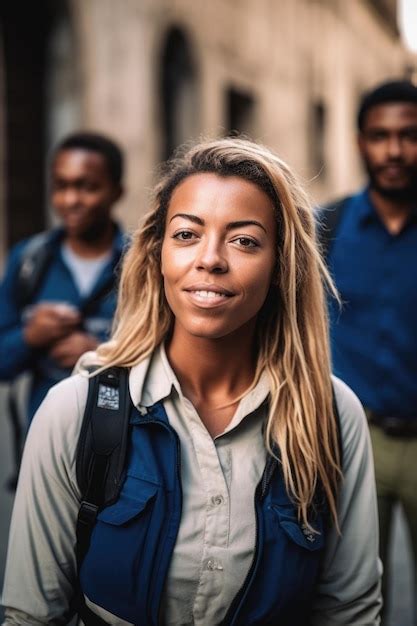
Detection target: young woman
<box><xmin>2</xmin><ymin>138</ymin><xmax>381</xmax><ymax>625</ymax></box>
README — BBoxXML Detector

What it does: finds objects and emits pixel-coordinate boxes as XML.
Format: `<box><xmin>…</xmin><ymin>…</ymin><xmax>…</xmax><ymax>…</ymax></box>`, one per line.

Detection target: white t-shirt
<box><xmin>61</xmin><ymin>244</ymin><xmax>112</xmax><ymax>297</ymax></box>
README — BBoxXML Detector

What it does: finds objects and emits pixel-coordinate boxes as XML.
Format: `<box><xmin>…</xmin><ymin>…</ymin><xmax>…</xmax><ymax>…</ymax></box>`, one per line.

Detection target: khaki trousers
<box><xmin>370</xmin><ymin>424</ymin><xmax>417</xmax><ymax>620</ymax></box>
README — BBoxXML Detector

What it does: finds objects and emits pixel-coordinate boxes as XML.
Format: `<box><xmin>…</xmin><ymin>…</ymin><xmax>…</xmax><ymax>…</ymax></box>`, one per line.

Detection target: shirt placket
<box><xmin>183</xmin><ymin>399</ymin><xmax>231</xmax><ymax>623</ymax></box>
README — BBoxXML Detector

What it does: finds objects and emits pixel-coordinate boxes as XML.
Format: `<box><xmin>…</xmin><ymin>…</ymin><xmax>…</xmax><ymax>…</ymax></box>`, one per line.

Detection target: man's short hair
<box><xmin>54</xmin><ymin>131</ymin><xmax>124</xmax><ymax>185</ymax></box>
<box><xmin>357</xmin><ymin>80</ymin><xmax>417</xmax><ymax>131</ymax></box>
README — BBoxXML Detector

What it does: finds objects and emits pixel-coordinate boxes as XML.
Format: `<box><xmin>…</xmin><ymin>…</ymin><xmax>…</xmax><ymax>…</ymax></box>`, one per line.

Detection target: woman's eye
<box><xmin>232</xmin><ymin>236</ymin><xmax>258</xmax><ymax>248</ymax></box>
<box><xmin>173</xmin><ymin>230</ymin><xmax>196</xmax><ymax>241</ymax></box>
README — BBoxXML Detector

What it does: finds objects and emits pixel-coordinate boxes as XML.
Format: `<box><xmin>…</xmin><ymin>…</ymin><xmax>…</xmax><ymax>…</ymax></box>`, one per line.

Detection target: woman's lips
<box><xmin>184</xmin><ymin>288</ymin><xmax>234</xmax><ymax>308</ymax></box>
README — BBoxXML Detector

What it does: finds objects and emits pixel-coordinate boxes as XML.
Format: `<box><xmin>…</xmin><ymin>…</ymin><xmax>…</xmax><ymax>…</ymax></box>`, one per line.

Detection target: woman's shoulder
<box><xmin>331</xmin><ymin>375</ymin><xmax>370</xmax><ymax>464</ymax></box>
<box><xmin>331</xmin><ymin>375</ymin><xmax>364</xmax><ymax>420</ymax></box>
<box><xmin>35</xmin><ymin>349</ymin><xmax>104</xmax><ymax>438</ymax></box>
<box><xmin>41</xmin><ymin>371</ymin><xmax>89</xmax><ymax>417</ymax></box>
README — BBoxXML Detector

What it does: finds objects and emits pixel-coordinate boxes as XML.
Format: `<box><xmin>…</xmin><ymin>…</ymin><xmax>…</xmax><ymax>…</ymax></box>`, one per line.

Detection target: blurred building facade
<box><xmin>0</xmin><ymin>0</ymin><xmax>413</xmax><ymax>263</ymax></box>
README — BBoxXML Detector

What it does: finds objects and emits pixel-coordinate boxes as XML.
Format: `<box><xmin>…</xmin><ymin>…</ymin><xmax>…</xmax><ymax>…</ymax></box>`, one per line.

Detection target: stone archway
<box><xmin>160</xmin><ymin>26</ymin><xmax>199</xmax><ymax>160</ymax></box>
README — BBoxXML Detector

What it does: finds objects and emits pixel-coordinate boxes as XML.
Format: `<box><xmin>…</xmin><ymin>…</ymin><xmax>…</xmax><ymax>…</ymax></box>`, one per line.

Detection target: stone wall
<box><xmin>0</xmin><ymin>0</ymin><xmax>412</xmax><ymax>244</ymax></box>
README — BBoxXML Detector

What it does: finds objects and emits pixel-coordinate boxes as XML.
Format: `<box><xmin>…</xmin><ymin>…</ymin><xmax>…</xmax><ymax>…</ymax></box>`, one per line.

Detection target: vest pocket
<box><xmin>270</xmin><ymin>504</ymin><xmax>325</xmax><ymax>552</ymax></box>
<box><xmin>80</xmin><ymin>478</ymin><xmax>160</xmax><ymax>622</ymax></box>
<box><xmin>97</xmin><ymin>486</ymin><xmax>157</xmax><ymax>526</ymax></box>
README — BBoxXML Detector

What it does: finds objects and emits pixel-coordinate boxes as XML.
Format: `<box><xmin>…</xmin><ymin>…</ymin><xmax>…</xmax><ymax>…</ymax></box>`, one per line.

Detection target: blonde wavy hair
<box><xmin>96</xmin><ymin>137</ymin><xmax>342</xmax><ymax>529</ymax></box>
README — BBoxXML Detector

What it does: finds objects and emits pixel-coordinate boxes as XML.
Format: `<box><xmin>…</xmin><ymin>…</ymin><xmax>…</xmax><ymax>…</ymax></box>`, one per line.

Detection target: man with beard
<box><xmin>325</xmin><ymin>80</ymin><xmax>417</xmax><ymax>618</ymax></box>
<box><xmin>0</xmin><ymin>132</ymin><xmax>125</xmax><ymax>431</ymax></box>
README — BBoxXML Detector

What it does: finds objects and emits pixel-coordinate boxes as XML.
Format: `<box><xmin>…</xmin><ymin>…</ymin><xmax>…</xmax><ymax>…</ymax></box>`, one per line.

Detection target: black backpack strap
<box><xmin>317</xmin><ymin>196</ymin><xmax>351</xmax><ymax>260</ymax></box>
<box><xmin>74</xmin><ymin>366</ymin><xmax>131</xmax><ymax>622</ymax></box>
<box><xmin>6</xmin><ymin>233</ymin><xmax>55</xmax><ymax>487</ymax></box>
<box><xmin>16</xmin><ymin>232</ymin><xmax>55</xmax><ymax>307</ymax></box>
<box><xmin>76</xmin><ymin>366</ymin><xmax>131</xmax><ymax>564</ymax></box>
<box><xmin>73</xmin><ymin>367</ymin><xmax>131</xmax><ymax>626</ymax></box>
<box><xmin>5</xmin><ymin>384</ymin><xmax>24</xmax><ymax>491</ymax></box>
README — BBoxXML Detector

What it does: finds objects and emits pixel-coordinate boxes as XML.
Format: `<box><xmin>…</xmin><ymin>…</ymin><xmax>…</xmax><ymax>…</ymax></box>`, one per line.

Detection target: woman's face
<box><xmin>161</xmin><ymin>172</ymin><xmax>277</xmax><ymax>342</ymax></box>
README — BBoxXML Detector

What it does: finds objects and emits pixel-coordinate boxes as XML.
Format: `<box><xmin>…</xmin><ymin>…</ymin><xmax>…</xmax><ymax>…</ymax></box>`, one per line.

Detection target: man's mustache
<box><xmin>373</xmin><ymin>160</ymin><xmax>410</xmax><ymax>173</ymax></box>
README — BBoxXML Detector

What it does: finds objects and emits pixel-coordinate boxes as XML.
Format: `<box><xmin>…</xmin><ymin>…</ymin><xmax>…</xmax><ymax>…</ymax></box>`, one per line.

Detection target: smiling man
<box><xmin>0</xmin><ymin>132</ymin><xmax>125</xmax><ymax>430</ymax></box>
<box><xmin>324</xmin><ymin>80</ymin><xmax>417</xmax><ymax>618</ymax></box>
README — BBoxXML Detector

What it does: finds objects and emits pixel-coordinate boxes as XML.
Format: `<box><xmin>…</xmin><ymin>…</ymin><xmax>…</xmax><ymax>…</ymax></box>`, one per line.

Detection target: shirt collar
<box><xmin>356</xmin><ymin>187</ymin><xmax>417</xmax><ymax>228</ymax></box>
<box><xmin>356</xmin><ymin>187</ymin><xmax>378</xmax><ymax>227</ymax></box>
<box><xmin>128</xmin><ymin>344</ymin><xmax>271</xmax><ymax>427</ymax></box>
<box><xmin>223</xmin><ymin>370</ymin><xmax>270</xmax><ymax>435</ymax></box>
<box><xmin>128</xmin><ymin>344</ymin><xmax>175</xmax><ymax>409</ymax></box>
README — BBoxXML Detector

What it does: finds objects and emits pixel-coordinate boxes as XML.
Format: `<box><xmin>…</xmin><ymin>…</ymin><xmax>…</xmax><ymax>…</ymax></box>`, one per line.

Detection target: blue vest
<box><xmin>80</xmin><ymin>401</ymin><xmax>327</xmax><ymax>625</ymax></box>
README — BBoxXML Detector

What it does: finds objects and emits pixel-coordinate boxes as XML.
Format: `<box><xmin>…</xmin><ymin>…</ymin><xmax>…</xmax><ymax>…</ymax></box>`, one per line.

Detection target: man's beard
<box><xmin>365</xmin><ymin>161</ymin><xmax>417</xmax><ymax>202</ymax></box>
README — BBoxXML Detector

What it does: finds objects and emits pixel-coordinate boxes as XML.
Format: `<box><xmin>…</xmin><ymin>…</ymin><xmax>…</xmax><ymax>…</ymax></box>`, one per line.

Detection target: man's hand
<box><xmin>48</xmin><ymin>332</ymin><xmax>99</xmax><ymax>369</ymax></box>
<box><xmin>23</xmin><ymin>303</ymin><xmax>81</xmax><ymax>348</ymax></box>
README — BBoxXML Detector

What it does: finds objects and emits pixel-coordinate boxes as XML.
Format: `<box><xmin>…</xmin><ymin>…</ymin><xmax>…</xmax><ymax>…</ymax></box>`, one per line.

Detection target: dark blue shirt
<box><xmin>328</xmin><ymin>188</ymin><xmax>417</xmax><ymax>417</ymax></box>
<box><xmin>0</xmin><ymin>225</ymin><xmax>126</xmax><ymax>420</ymax></box>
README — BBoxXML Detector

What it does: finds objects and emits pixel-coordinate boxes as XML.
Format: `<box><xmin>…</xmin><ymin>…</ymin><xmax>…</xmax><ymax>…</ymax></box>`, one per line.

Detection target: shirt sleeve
<box><xmin>310</xmin><ymin>376</ymin><xmax>382</xmax><ymax>625</ymax></box>
<box><xmin>1</xmin><ymin>374</ymin><xmax>88</xmax><ymax>624</ymax></box>
<box><xmin>0</xmin><ymin>242</ymin><xmax>37</xmax><ymax>380</ymax></box>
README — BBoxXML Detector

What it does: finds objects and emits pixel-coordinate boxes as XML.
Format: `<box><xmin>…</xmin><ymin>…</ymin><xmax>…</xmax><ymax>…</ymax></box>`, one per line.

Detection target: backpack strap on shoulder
<box><xmin>16</xmin><ymin>231</ymin><xmax>55</xmax><ymax>307</ymax></box>
<box><xmin>75</xmin><ymin>366</ymin><xmax>131</xmax><ymax>568</ymax></box>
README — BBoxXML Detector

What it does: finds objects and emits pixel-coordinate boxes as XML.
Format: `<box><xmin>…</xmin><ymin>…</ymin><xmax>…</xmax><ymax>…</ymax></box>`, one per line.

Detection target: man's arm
<box><xmin>48</xmin><ymin>331</ymin><xmax>99</xmax><ymax>368</ymax></box>
<box><xmin>311</xmin><ymin>377</ymin><xmax>382</xmax><ymax>625</ymax></box>
<box><xmin>0</xmin><ymin>243</ymin><xmax>82</xmax><ymax>380</ymax></box>
<box><xmin>0</xmin><ymin>243</ymin><xmax>38</xmax><ymax>379</ymax></box>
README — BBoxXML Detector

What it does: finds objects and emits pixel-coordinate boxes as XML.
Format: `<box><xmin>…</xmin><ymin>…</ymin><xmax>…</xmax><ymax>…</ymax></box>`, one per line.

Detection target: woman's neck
<box><xmin>166</xmin><ymin>328</ymin><xmax>257</xmax><ymax>437</ymax></box>
<box><xmin>166</xmin><ymin>324</ymin><xmax>257</xmax><ymax>423</ymax></box>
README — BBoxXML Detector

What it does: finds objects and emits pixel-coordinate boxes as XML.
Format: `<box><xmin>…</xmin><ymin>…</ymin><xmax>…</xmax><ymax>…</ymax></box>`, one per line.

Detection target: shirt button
<box><xmin>211</xmin><ymin>494</ymin><xmax>224</xmax><ymax>506</ymax></box>
<box><xmin>207</xmin><ymin>558</ymin><xmax>223</xmax><ymax>571</ymax></box>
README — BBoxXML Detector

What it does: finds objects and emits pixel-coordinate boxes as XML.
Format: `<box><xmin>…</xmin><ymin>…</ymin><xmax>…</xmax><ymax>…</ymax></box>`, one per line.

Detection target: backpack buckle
<box><xmin>78</xmin><ymin>501</ymin><xmax>99</xmax><ymax>528</ymax></box>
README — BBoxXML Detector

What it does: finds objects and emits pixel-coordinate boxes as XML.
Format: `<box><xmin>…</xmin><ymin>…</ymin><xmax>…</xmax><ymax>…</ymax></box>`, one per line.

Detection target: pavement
<box><xmin>0</xmin><ymin>382</ymin><xmax>415</xmax><ymax>624</ymax></box>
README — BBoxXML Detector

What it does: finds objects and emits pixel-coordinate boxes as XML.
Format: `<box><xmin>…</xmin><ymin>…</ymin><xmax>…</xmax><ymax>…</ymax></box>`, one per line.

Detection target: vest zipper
<box><xmin>222</xmin><ymin>455</ymin><xmax>277</xmax><ymax>625</ymax></box>
<box><xmin>135</xmin><ymin>414</ymin><xmax>183</xmax><ymax>625</ymax></box>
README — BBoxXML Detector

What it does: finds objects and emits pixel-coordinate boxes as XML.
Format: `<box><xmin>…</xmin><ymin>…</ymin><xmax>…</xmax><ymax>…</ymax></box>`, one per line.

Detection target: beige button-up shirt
<box><xmin>2</xmin><ymin>345</ymin><xmax>382</xmax><ymax>625</ymax></box>
<box><xmin>135</xmin><ymin>346</ymin><xmax>268</xmax><ymax>625</ymax></box>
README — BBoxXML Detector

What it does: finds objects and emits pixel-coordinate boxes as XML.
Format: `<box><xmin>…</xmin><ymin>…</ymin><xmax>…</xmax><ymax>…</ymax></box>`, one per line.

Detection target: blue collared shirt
<box><xmin>327</xmin><ymin>188</ymin><xmax>417</xmax><ymax>417</ymax></box>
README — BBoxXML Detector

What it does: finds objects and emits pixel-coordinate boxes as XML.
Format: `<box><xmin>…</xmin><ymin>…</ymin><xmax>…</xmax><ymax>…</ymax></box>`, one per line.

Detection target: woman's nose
<box><xmin>195</xmin><ymin>238</ymin><xmax>228</xmax><ymax>274</ymax></box>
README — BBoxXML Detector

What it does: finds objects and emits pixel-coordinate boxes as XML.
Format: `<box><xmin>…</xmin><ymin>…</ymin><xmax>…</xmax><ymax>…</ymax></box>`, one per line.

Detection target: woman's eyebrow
<box><xmin>169</xmin><ymin>213</ymin><xmax>204</xmax><ymax>225</ymax></box>
<box><xmin>169</xmin><ymin>214</ymin><xmax>267</xmax><ymax>233</ymax></box>
<box><xmin>226</xmin><ymin>220</ymin><xmax>267</xmax><ymax>233</ymax></box>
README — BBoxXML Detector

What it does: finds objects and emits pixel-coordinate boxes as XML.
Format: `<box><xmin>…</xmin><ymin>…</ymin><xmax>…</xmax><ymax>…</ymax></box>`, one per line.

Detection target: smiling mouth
<box><xmin>64</xmin><ymin>210</ymin><xmax>84</xmax><ymax>222</ymax></box>
<box><xmin>184</xmin><ymin>288</ymin><xmax>234</xmax><ymax>307</ymax></box>
<box><xmin>192</xmin><ymin>289</ymin><xmax>230</xmax><ymax>298</ymax></box>
<box><xmin>379</xmin><ymin>165</ymin><xmax>408</xmax><ymax>176</ymax></box>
